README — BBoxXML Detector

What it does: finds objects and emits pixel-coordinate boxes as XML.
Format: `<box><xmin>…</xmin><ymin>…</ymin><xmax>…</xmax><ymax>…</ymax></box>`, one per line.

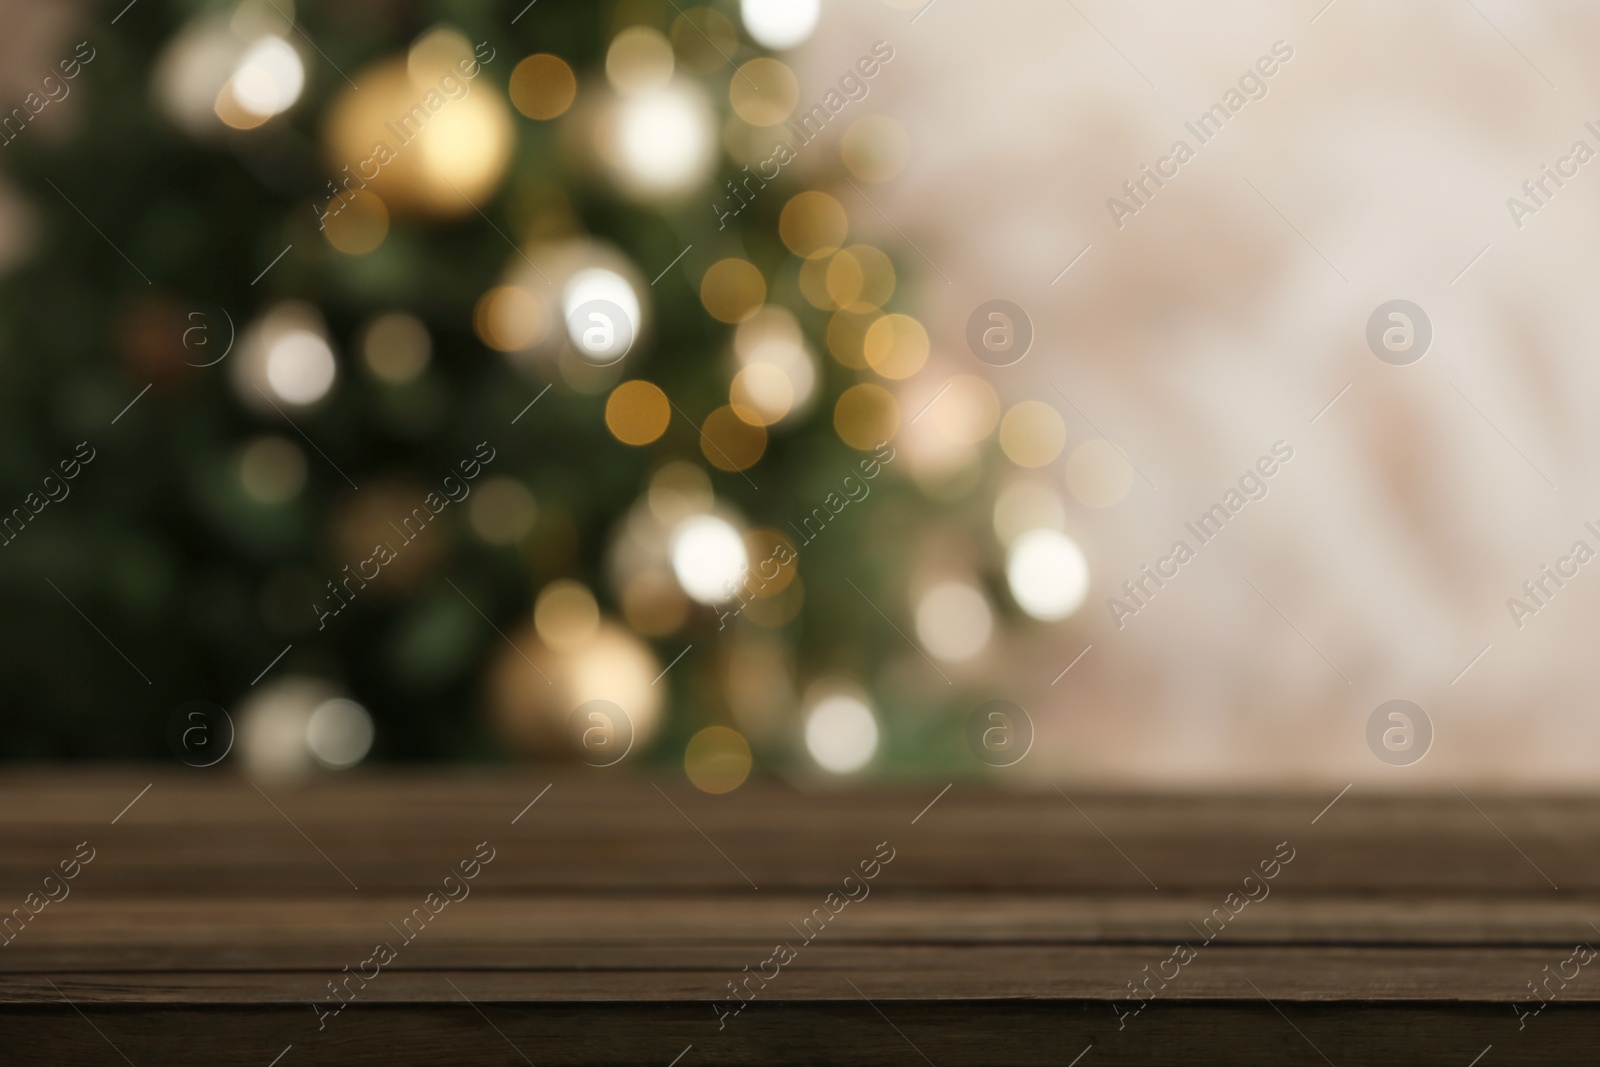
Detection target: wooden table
<box><xmin>1</xmin><ymin>772</ymin><xmax>1597</xmax><ymax>1064</ymax></box>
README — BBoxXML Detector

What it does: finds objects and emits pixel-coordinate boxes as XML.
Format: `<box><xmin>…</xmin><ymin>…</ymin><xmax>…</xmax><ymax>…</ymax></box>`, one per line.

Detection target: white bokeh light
<box><xmin>230</xmin><ymin>36</ymin><xmax>304</xmax><ymax>118</ymax></box>
<box><xmin>804</xmin><ymin>695</ymin><xmax>879</xmax><ymax>774</ymax></box>
<box><xmin>612</xmin><ymin>84</ymin><xmax>716</xmax><ymax>196</ymax></box>
<box><xmin>740</xmin><ymin>0</ymin><xmax>820</xmax><ymax>49</ymax></box>
<box><xmin>563</xmin><ymin>267</ymin><xmax>641</xmax><ymax>364</ymax></box>
<box><xmin>265</xmin><ymin>329</ymin><xmax>337</xmax><ymax>405</ymax></box>
<box><xmin>306</xmin><ymin>698</ymin><xmax>374</xmax><ymax>769</ymax></box>
<box><xmin>914</xmin><ymin>581</ymin><xmax>994</xmax><ymax>662</ymax></box>
<box><xmin>734</xmin><ymin>308</ymin><xmax>817</xmax><ymax>422</ymax></box>
<box><xmin>1006</xmin><ymin>529</ymin><xmax>1090</xmax><ymax>621</ymax></box>
<box><xmin>235</xmin><ymin>676</ymin><xmax>330</xmax><ymax>781</ymax></box>
<box><xmin>670</xmin><ymin>514</ymin><xmax>748</xmax><ymax>603</ymax></box>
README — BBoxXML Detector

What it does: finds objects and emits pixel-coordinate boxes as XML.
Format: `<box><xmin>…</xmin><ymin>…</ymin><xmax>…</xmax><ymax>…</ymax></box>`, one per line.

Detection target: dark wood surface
<box><xmin>2</xmin><ymin>771</ymin><xmax>1598</xmax><ymax>1064</ymax></box>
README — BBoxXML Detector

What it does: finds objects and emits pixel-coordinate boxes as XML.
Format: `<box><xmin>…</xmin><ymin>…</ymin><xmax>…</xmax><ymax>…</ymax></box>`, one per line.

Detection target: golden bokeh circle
<box><xmin>999</xmin><ymin>401</ymin><xmax>1066</xmax><ymax>467</ymax></box>
<box><xmin>798</xmin><ymin>253</ymin><xmax>837</xmax><ymax>310</ymax></box>
<box><xmin>323</xmin><ymin>190</ymin><xmax>390</xmax><ymax>255</ymax></box>
<box><xmin>534</xmin><ymin>579</ymin><xmax>600</xmax><ymax>653</ymax></box>
<box><xmin>834</xmin><ymin>383</ymin><xmax>900</xmax><ymax>450</ymax></box>
<box><xmin>700</xmin><ymin>404</ymin><xmax>767</xmax><ymax>470</ymax></box>
<box><xmin>323</xmin><ymin>58</ymin><xmax>513</xmax><ymax>217</ymax></box>
<box><xmin>670</xmin><ymin>7</ymin><xmax>739</xmax><ymax>75</ymax></box>
<box><xmin>842</xmin><ymin>244</ymin><xmax>895</xmax><ymax>310</ymax></box>
<box><xmin>825</xmin><ymin>250</ymin><xmax>865</xmax><ymax>309</ymax></box>
<box><xmin>622</xmin><ymin>569</ymin><xmax>691</xmax><ymax>636</ymax></box>
<box><xmin>701</xmin><ymin>258</ymin><xmax>767</xmax><ymax>324</ymax></box>
<box><xmin>729</xmin><ymin>58</ymin><xmax>799</xmax><ymax>127</ymax></box>
<box><xmin>510</xmin><ymin>54</ymin><xmax>577</xmax><ymax>120</ymax></box>
<box><xmin>826</xmin><ymin>310</ymin><xmax>878</xmax><ymax>369</ymax></box>
<box><xmin>842</xmin><ymin>114</ymin><xmax>911</xmax><ymax>183</ymax></box>
<box><xmin>605</xmin><ymin>380</ymin><xmax>672</xmax><ymax>446</ymax></box>
<box><xmin>863</xmin><ymin>313</ymin><xmax>929</xmax><ymax>379</ymax></box>
<box><xmin>362</xmin><ymin>312</ymin><xmax>430</xmax><ymax>384</ymax></box>
<box><xmin>474</xmin><ymin>286</ymin><xmax>547</xmax><ymax>351</ymax></box>
<box><xmin>742</xmin><ymin>527</ymin><xmax>798</xmax><ymax>596</ymax></box>
<box><xmin>605</xmin><ymin>27</ymin><xmax>674</xmax><ymax>95</ymax></box>
<box><xmin>684</xmin><ymin>725</ymin><xmax>752</xmax><ymax>794</ymax></box>
<box><xmin>779</xmin><ymin>191</ymin><xmax>848</xmax><ymax>258</ymax></box>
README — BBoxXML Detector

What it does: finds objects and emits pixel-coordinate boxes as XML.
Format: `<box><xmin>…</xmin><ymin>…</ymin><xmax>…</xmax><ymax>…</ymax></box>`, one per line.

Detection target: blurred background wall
<box><xmin>3</xmin><ymin>0</ymin><xmax>1597</xmax><ymax>790</ymax></box>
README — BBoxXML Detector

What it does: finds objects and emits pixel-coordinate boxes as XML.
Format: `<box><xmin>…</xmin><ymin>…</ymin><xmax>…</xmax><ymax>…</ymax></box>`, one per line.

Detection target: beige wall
<box><xmin>804</xmin><ymin>0</ymin><xmax>1600</xmax><ymax>786</ymax></box>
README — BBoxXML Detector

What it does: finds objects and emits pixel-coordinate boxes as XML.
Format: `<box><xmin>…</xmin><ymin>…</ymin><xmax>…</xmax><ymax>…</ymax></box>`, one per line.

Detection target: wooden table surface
<box><xmin>2</xmin><ymin>771</ymin><xmax>1598</xmax><ymax>1065</ymax></box>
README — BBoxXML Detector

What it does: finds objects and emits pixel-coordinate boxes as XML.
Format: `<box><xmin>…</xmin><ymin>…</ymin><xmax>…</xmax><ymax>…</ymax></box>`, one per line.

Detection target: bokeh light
<box><xmin>915</xmin><ymin>580</ymin><xmax>994</xmax><ymax>662</ymax></box>
<box><xmin>701</xmin><ymin>258</ymin><xmax>766</xmax><ymax>324</ymax></box>
<box><xmin>606</xmin><ymin>380</ymin><xmax>672</xmax><ymax>445</ymax></box>
<box><xmin>842</xmin><ymin>115</ymin><xmax>911</xmax><ymax>183</ymax></box>
<box><xmin>670</xmin><ymin>8</ymin><xmax>739</xmax><ymax>74</ymax></box>
<box><xmin>621</xmin><ymin>569</ymin><xmax>691</xmax><ymax>636</ymax></box>
<box><xmin>323</xmin><ymin>53</ymin><xmax>513</xmax><ymax>217</ymax></box>
<box><xmin>804</xmin><ymin>692</ymin><xmax>878</xmax><ymax>774</ymax></box>
<box><xmin>730</xmin><ymin>363</ymin><xmax>793</xmax><ymax>426</ymax></box>
<box><xmin>234</xmin><ymin>304</ymin><xmax>339</xmax><ymax>411</ymax></box>
<box><xmin>999</xmin><ymin>401</ymin><xmax>1066</xmax><ymax>468</ymax></box>
<box><xmin>468</xmin><ymin>476</ymin><xmax>537</xmax><ymax>545</ymax></box>
<box><xmin>235</xmin><ymin>677</ymin><xmax>335</xmax><ymax>781</ymax></box>
<box><xmin>1006</xmin><ymin>529</ymin><xmax>1089</xmax><ymax>621</ymax></box>
<box><xmin>535</xmin><ymin>579</ymin><xmax>601</xmax><ymax>653</ymax></box>
<box><xmin>361</xmin><ymin>312</ymin><xmax>431</xmax><ymax>384</ymax></box>
<box><xmin>742</xmin><ymin>527</ymin><xmax>799</xmax><ymax>595</ymax></box>
<box><xmin>510</xmin><ymin>53</ymin><xmax>576</xmax><ymax>120</ymax></box>
<box><xmin>671</xmin><ymin>514</ymin><xmax>748</xmax><ymax>603</ymax></box>
<box><xmin>780</xmin><ymin>191</ymin><xmax>848</xmax><ymax>259</ymax></box>
<box><xmin>488</xmin><ymin>619</ymin><xmax>661</xmax><ymax>761</ymax></box>
<box><xmin>729</xmin><ymin>58</ymin><xmax>799</xmax><ymax>127</ymax></box>
<box><xmin>475</xmin><ymin>286</ymin><xmax>548</xmax><ymax>352</ymax></box>
<box><xmin>928</xmin><ymin>374</ymin><xmax>1000</xmax><ymax>444</ymax></box>
<box><xmin>601</xmin><ymin>81</ymin><xmax>717</xmax><ymax>198</ymax></box>
<box><xmin>734</xmin><ymin>307</ymin><xmax>817</xmax><ymax>421</ymax></box>
<box><xmin>227</xmin><ymin>35</ymin><xmax>303</xmax><ymax>120</ymax></box>
<box><xmin>606</xmin><ymin>27</ymin><xmax>675</xmax><ymax>95</ymax></box>
<box><xmin>700</xmin><ymin>405</ymin><xmax>767</xmax><ymax>471</ymax></box>
<box><xmin>834</xmin><ymin>383</ymin><xmax>899</xmax><ymax>450</ymax></box>
<box><xmin>863</xmin><ymin>313</ymin><xmax>928</xmax><ymax>379</ymax></box>
<box><xmin>306</xmin><ymin>698</ymin><xmax>375</xmax><ymax>769</ymax></box>
<box><xmin>322</xmin><ymin>189</ymin><xmax>389</xmax><ymax>255</ymax></box>
<box><xmin>740</xmin><ymin>0</ymin><xmax>820</xmax><ymax>49</ymax></box>
<box><xmin>563</xmin><ymin>267</ymin><xmax>642</xmax><ymax>363</ymax></box>
<box><xmin>993</xmin><ymin>480</ymin><xmax>1066</xmax><ymax>545</ymax></box>
<box><xmin>684</xmin><ymin>725</ymin><xmax>753</xmax><ymax>793</ymax></box>
<box><xmin>825</xmin><ymin>310</ymin><xmax>877</xmax><ymax>369</ymax></box>
<box><xmin>155</xmin><ymin>16</ymin><xmax>250</xmax><ymax>136</ymax></box>
<box><xmin>842</xmin><ymin>245</ymin><xmax>896</xmax><ymax>311</ymax></box>
<box><xmin>238</xmin><ymin>436</ymin><xmax>306</xmax><ymax>505</ymax></box>
<box><xmin>648</xmin><ymin>461</ymin><xmax>713</xmax><ymax>525</ymax></box>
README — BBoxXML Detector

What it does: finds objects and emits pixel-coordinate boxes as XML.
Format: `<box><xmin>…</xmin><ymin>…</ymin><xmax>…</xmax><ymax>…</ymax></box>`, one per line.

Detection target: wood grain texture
<box><xmin>1</xmin><ymin>771</ymin><xmax>1597</xmax><ymax>1064</ymax></box>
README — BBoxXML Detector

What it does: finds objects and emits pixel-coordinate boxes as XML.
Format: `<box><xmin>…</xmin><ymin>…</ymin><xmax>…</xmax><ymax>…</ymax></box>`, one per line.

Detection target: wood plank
<box><xmin>3</xmin><ymin>772</ymin><xmax>1598</xmax><ymax>1063</ymax></box>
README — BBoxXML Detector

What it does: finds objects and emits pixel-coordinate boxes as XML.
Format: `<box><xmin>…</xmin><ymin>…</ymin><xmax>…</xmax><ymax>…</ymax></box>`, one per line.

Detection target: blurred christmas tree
<box><xmin>0</xmin><ymin>0</ymin><xmax>987</xmax><ymax>782</ymax></box>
